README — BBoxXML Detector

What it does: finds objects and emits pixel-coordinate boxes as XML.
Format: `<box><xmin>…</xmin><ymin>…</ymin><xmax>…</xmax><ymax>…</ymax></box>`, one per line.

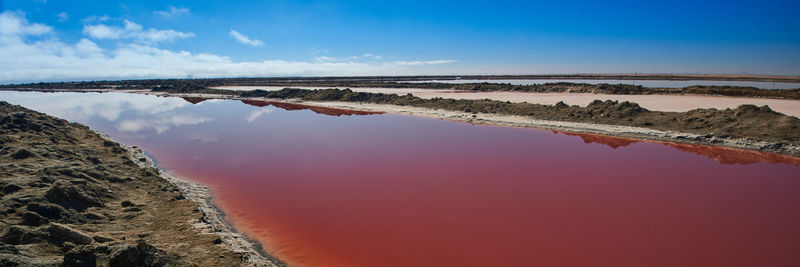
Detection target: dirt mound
<box><xmin>585</xmin><ymin>100</ymin><xmax>647</xmax><ymax>118</ymax></box>
<box><xmin>237</xmin><ymin>89</ymin><xmax>800</xmax><ymax>145</ymax></box>
<box><xmin>0</xmin><ymin>101</ymin><xmax>259</xmax><ymax>266</ymax></box>
<box><xmin>673</xmin><ymin>105</ymin><xmax>800</xmax><ymax>141</ymax></box>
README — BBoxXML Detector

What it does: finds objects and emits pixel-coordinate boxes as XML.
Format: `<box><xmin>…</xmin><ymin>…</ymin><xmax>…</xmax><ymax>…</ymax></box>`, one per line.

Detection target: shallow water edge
<box><xmin>97</xmin><ymin>131</ymin><xmax>285</xmax><ymax>267</ymax></box>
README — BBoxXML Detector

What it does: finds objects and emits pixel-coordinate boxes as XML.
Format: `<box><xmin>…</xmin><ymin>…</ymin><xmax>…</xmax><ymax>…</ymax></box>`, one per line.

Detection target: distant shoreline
<box><xmin>134</xmin><ymin>89</ymin><xmax>800</xmax><ymax>157</ymax></box>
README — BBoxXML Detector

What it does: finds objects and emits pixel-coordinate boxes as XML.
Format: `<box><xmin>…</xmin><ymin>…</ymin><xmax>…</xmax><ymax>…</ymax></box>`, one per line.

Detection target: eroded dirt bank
<box><xmin>0</xmin><ymin>101</ymin><xmax>283</xmax><ymax>266</ymax></box>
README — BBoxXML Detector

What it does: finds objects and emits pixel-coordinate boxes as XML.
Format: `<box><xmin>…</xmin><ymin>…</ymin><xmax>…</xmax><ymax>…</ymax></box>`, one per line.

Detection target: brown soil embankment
<box><xmin>0</xmin><ymin>101</ymin><xmax>283</xmax><ymax>266</ymax></box>
<box><xmin>237</xmin><ymin>89</ymin><xmax>800</xmax><ymax>145</ymax></box>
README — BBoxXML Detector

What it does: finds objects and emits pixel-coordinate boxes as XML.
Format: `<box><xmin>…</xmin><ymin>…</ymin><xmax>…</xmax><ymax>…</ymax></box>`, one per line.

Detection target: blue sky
<box><xmin>1</xmin><ymin>0</ymin><xmax>798</xmax><ymax>83</ymax></box>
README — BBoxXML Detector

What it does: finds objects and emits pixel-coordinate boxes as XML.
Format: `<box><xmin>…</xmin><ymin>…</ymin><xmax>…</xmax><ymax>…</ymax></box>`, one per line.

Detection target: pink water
<box><xmin>3</xmin><ymin>92</ymin><xmax>800</xmax><ymax>267</ymax></box>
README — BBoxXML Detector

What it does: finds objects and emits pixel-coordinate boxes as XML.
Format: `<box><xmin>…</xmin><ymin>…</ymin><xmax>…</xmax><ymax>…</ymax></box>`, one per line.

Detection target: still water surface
<box><xmin>2</xmin><ymin>91</ymin><xmax>799</xmax><ymax>267</ymax></box>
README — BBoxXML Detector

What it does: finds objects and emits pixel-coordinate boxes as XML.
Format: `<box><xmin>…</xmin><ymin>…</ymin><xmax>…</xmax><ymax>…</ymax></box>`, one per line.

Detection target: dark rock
<box><xmin>212</xmin><ymin>238</ymin><xmax>222</xmax><ymax>244</ymax></box>
<box><xmin>86</xmin><ymin>157</ymin><xmax>102</xmax><ymax>165</ymax></box>
<box><xmin>27</xmin><ymin>202</ymin><xmax>66</xmax><ymax>220</ymax></box>
<box><xmin>1</xmin><ymin>183</ymin><xmax>22</xmax><ymax>194</ymax></box>
<box><xmin>111</xmin><ymin>146</ymin><xmax>126</xmax><ymax>154</ymax></box>
<box><xmin>63</xmin><ymin>245</ymin><xmax>98</xmax><ymax>267</ymax></box>
<box><xmin>92</xmin><ymin>235</ymin><xmax>115</xmax><ymax>243</ymax></box>
<box><xmin>45</xmin><ymin>181</ymin><xmax>102</xmax><ymax>211</ymax></box>
<box><xmin>39</xmin><ymin>176</ymin><xmax>56</xmax><ymax>184</ymax></box>
<box><xmin>10</xmin><ymin>149</ymin><xmax>36</xmax><ymax>159</ymax></box>
<box><xmin>120</xmin><ymin>201</ymin><xmax>134</xmax><ymax>207</ymax></box>
<box><xmin>21</xmin><ymin>212</ymin><xmax>47</xmax><ymax>226</ymax></box>
<box><xmin>1</xmin><ymin>226</ymin><xmax>42</xmax><ymax>245</ymax></box>
<box><xmin>47</xmin><ymin>223</ymin><xmax>94</xmax><ymax>245</ymax></box>
<box><xmin>109</xmin><ymin>240</ymin><xmax>175</xmax><ymax>267</ymax></box>
<box><xmin>56</xmin><ymin>168</ymin><xmax>94</xmax><ymax>181</ymax></box>
<box><xmin>122</xmin><ymin>207</ymin><xmax>141</xmax><ymax>212</ymax></box>
<box><xmin>84</xmin><ymin>212</ymin><xmax>105</xmax><ymax>220</ymax></box>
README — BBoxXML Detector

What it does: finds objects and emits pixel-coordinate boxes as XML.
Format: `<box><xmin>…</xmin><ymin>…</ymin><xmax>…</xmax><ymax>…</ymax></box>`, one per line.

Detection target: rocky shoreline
<box><xmin>0</xmin><ymin>101</ymin><xmax>283</xmax><ymax>266</ymax></box>
<box><xmin>110</xmin><ymin>135</ymin><xmax>284</xmax><ymax>267</ymax></box>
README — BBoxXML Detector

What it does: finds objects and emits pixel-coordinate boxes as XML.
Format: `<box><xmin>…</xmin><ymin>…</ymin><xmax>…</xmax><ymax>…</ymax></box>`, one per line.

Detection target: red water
<box><xmin>23</xmin><ymin>94</ymin><xmax>797</xmax><ymax>267</ymax></box>
<box><xmin>127</xmin><ymin>108</ymin><xmax>800</xmax><ymax>267</ymax></box>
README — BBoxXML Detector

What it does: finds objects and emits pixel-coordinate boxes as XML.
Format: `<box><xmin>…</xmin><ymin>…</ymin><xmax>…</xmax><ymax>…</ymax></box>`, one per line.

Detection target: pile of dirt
<box><xmin>238</xmin><ymin>88</ymin><xmax>800</xmax><ymax>144</ymax></box>
<box><xmin>0</xmin><ymin>101</ymin><xmax>262</xmax><ymax>266</ymax></box>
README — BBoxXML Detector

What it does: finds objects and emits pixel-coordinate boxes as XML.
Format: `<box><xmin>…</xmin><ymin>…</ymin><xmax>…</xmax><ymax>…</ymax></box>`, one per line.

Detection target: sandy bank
<box><xmin>144</xmin><ymin>91</ymin><xmax>800</xmax><ymax>157</ymax></box>
<box><xmin>210</xmin><ymin>86</ymin><xmax>800</xmax><ymax>118</ymax></box>
<box><xmin>412</xmin><ymin>91</ymin><xmax>800</xmax><ymax>118</ymax></box>
<box><xmin>295</xmin><ymin>99</ymin><xmax>800</xmax><ymax>156</ymax></box>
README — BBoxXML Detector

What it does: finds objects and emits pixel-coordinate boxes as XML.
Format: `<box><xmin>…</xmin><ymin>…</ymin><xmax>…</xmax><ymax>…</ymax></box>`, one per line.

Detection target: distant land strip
<box><xmin>143</xmin><ymin>86</ymin><xmax>800</xmax><ymax>147</ymax></box>
<box><xmin>2</xmin><ymin>77</ymin><xmax>800</xmax><ymax>100</ymax></box>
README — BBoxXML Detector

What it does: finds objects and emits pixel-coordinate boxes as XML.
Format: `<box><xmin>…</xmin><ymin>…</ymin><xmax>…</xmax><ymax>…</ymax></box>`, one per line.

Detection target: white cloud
<box><xmin>57</xmin><ymin>12</ymin><xmax>68</xmax><ymax>22</ymax></box>
<box><xmin>154</xmin><ymin>6</ymin><xmax>190</xmax><ymax>18</ymax></box>
<box><xmin>0</xmin><ymin>11</ymin><xmax>457</xmax><ymax>83</ymax></box>
<box><xmin>82</xmin><ymin>19</ymin><xmax>194</xmax><ymax>44</ymax></box>
<box><xmin>0</xmin><ymin>11</ymin><xmax>52</xmax><ymax>37</ymax></box>
<box><xmin>82</xmin><ymin>24</ymin><xmax>124</xmax><ymax>39</ymax></box>
<box><xmin>229</xmin><ymin>29</ymin><xmax>264</xmax><ymax>46</ymax></box>
<box><xmin>246</xmin><ymin>108</ymin><xmax>274</xmax><ymax>122</ymax></box>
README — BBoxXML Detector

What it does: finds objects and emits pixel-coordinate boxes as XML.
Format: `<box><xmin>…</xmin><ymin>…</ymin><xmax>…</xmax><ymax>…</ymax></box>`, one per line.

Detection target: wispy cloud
<box><xmin>229</xmin><ymin>29</ymin><xmax>264</xmax><ymax>46</ymax></box>
<box><xmin>392</xmin><ymin>60</ymin><xmax>458</xmax><ymax>66</ymax></box>
<box><xmin>310</xmin><ymin>48</ymin><xmax>330</xmax><ymax>55</ymax></box>
<box><xmin>362</xmin><ymin>53</ymin><xmax>382</xmax><ymax>60</ymax></box>
<box><xmin>56</xmin><ymin>12</ymin><xmax>68</xmax><ymax>22</ymax></box>
<box><xmin>81</xmin><ymin>15</ymin><xmax>110</xmax><ymax>23</ymax></box>
<box><xmin>0</xmin><ymin>11</ymin><xmax>457</xmax><ymax>83</ymax></box>
<box><xmin>315</xmin><ymin>53</ymin><xmax>385</xmax><ymax>62</ymax></box>
<box><xmin>82</xmin><ymin>19</ymin><xmax>194</xmax><ymax>44</ymax></box>
<box><xmin>154</xmin><ymin>6</ymin><xmax>190</xmax><ymax>18</ymax></box>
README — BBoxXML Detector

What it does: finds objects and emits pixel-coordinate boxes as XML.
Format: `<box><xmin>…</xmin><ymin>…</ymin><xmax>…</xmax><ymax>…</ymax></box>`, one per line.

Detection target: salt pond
<box><xmin>2</xmin><ymin>91</ymin><xmax>799</xmax><ymax>267</ymax></box>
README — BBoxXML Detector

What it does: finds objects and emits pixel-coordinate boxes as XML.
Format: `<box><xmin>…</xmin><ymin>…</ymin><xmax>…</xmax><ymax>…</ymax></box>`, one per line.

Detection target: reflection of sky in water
<box><xmin>0</xmin><ymin>92</ymin><xmax>228</xmax><ymax>136</ymax></box>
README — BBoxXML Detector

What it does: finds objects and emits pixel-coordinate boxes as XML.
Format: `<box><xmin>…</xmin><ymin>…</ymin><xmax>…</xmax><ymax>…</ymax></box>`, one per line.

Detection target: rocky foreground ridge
<box><xmin>0</xmin><ymin>101</ymin><xmax>272</xmax><ymax>266</ymax></box>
